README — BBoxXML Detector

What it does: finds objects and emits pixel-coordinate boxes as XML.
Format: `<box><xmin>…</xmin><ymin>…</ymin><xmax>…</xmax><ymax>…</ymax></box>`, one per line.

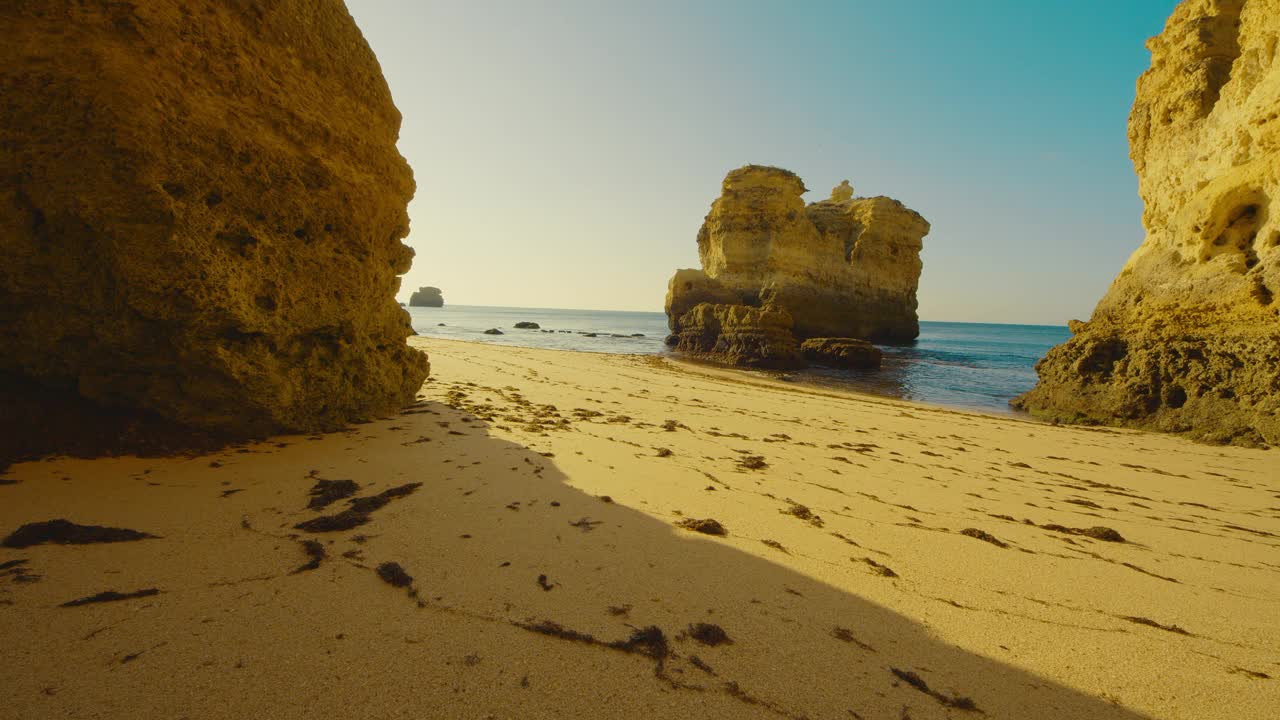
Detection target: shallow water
<box><xmin>800</xmin><ymin>322</ymin><xmax>1071</xmax><ymax>413</ymax></box>
<box><xmin>407</xmin><ymin>305</ymin><xmax>1069</xmax><ymax>414</ymax></box>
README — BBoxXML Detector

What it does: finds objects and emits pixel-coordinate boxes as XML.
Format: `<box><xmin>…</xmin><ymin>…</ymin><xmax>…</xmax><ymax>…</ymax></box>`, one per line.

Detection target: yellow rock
<box><xmin>0</xmin><ymin>0</ymin><xmax>428</xmax><ymax>437</ymax></box>
<box><xmin>1017</xmin><ymin>0</ymin><xmax>1280</xmax><ymax>445</ymax></box>
<box><xmin>667</xmin><ymin>303</ymin><xmax>803</xmax><ymax>370</ymax></box>
<box><xmin>830</xmin><ymin>180</ymin><xmax>855</xmax><ymax>202</ymax></box>
<box><xmin>666</xmin><ymin>165</ymin><xmax>930</xmax><ymax>344</ymax></box>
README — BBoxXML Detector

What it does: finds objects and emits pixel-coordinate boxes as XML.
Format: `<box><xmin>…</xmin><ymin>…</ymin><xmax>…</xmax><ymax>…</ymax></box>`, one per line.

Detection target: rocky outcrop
<box><xmin>1015</xmin><ymin>0</ymin><xmax>1280</xmax><ymax>446</ymax></box>
<box><xmin>666</xmin><ymin>166</ymin><xmax>930</xmax><ymax>349</ymax></box>
<box><xmin>805</xmin><ymin>195</ymin><xmax>931</xmax><ymax>341</ymax></box>
<box><xmin>663</xmin><ymin>165</ymin><xmax>928</xmax><ymax>368</ymax></box>
<box><xmin>0</xmin><ymin>0</ymin><xmax>429</xmax><ymax>437</ymax></box>
<box><xmin>409</xmin><ymin>286</ymin><xmax>444</xmax><ymax>307</ymax></box>
<box><xmin>800</xmin><ymin>338</ymin><xmax>883</xmax><ymax>370</ymax></box>
<box><xmin>666</xmin><ymin>304</ymin><xmax>803</xmax><ymax>370</ymax></box>
<box><xmin>665</xmin><ymin>268</ymin><xmax>741</xmax><ymax>327</ymax></box>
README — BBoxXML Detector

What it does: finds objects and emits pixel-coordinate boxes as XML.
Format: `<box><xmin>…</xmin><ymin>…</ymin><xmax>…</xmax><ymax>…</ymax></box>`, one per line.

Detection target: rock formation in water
<box><xmin>663</xmin><ymin>165</ymin><xmax>929</xmax><ymax>367</ymax></box>
<box><xmin>0</xmin><ymin>0</ymin><xmax>429</xmax><ymax>438</ymax></box>
<box><xmin>409</xmin><ymin>286</ymin><xmax>444</xmax><ymax>307</ymax></box>
<box><xmin>800</xmin><ymin>338</ymin><xmax>883</xmax><ymax>370</ymax></box>
<box><xmin>668</xmin><ymin>166</ymin><xmax>930</xmax><ymax>342</ymax></box>
<box><xmin>1015</xmin><ymin>0</ymin><xmax>1280</xmax><ymax>446</ymax></box>
<box><xmin>666</xmin><ymin>304</ymin><xmax>803</xmax><ymax>369</ymax></box>
<box><xmin>805</xmin><ymin>194</ymin><xmax>932</xmax><ymax>341</ymax></box>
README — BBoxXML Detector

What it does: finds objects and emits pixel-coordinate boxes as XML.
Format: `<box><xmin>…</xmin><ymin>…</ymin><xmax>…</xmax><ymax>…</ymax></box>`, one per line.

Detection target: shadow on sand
<box><xmin>0</xmin><ymin>396</ymin><xmax>1154</xmax><ymax>720</ymax></box>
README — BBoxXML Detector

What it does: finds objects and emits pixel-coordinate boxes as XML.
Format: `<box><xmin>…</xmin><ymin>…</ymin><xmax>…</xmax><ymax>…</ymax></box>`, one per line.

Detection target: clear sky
<box><xmin>348</xmin><ymin>0</ymin><xmax>1179</xmax><ymax>325</ymax></box>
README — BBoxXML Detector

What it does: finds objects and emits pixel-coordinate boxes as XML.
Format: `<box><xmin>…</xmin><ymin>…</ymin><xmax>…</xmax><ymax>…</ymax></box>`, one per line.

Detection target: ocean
<box><xmin>407</xmin><ymin>305</ymin><xmax>1070</xmax><ymax>414</ymax></box>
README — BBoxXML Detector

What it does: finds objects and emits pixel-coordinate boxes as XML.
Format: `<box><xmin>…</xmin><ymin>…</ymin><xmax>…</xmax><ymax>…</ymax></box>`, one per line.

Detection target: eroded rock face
<box><xmin>664</xmin><ymin>268</ymin><xmax>740</xmax><ymax>326</ymax></box>
<box><xmin>409</xmin><ymin>286</ymin><xmax>444</xmax><ymax>307</ymax></box>
<box><xmin>668</xmin><ymin>304</ymin><xmax>803</xmax><ymax>370</ymax></box>
<box><xmin>802</xmin><ymin>195</ymin><xmax>931</xmax><ymax>341</ymax></box>
<box><xmin>800</xmin><ymin>338</ymin><xmax>883</xmax><ymax>370</ymax></box>
<box><xmin>1015</xmin><ymin>0</ymin><xmax>1280</xmax><ymax>445</ymax></box>
<box><xmin>0</xmin><ymin>0</ymin><xmax>429</xmax><ymax>436</ymax></box>
<box><xmin>666</xmin><ymin>166</ymin><xmax>930</xmax><ymax>346</ymax></box>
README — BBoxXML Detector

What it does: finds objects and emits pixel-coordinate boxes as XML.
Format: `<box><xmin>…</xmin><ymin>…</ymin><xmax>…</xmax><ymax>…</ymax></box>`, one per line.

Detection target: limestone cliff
<box><xmin>1015</xmin><ymin>0</ymin><xmax>1280</xmax><ymax>445</ymax></box>
<box><xmin>803</xmin><ymin>195</ymin><xmax>931</xmax><ymax>341</ymax></box>
<box><xmin>409</xmin><ymin>287</ymin><xmax>444</xmax><ymax>307</ymax></box>
<box><xmin>666</xmin><ymin>166</ymin><xmax>930</xmax><ymax>348</ymax></box>
<box><xmin>664</xmin><ymin>269</ymin><xmax>740</xmax><ymax>328</ymax></box>
<box><xmin>0</xmin><ymin>0</ymin><xmax>429</xmax><ymax>437</ymax></box>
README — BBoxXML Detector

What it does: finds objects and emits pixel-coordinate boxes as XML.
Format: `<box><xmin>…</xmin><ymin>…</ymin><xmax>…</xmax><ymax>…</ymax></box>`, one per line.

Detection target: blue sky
<box><xmin>348</xmin><ymin>0</ymin><xmax>1179</xmax><ymax>325</ymax></box>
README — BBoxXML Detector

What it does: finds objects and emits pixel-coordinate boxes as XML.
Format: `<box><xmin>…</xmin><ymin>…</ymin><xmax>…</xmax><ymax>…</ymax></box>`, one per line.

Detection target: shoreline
<box><xmin>414</xmin><ymin>313</ymin><xmax>1064</xmax><ymax>415</ymax></box>
<box><xmin>2</xmin><ymin>336</ymin><xmax>1275</xmax><ymax>719</ymax></box>
<box><xmin>666</xmin><ymin>350</ymin><xmax>1037</xmax><ymax>420</ymax></box>
<box><xmin>421</xmin><ymin>335</ymin><xmax>1090</xmax><ymax>425</ymax></box>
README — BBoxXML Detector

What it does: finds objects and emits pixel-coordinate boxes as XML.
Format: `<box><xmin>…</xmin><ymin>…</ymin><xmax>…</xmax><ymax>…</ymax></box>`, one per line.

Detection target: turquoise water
<box><xmin>407</xmin><ymin>305</ymin><xmax>1069</xmax><ymax>414</ymax></box>
<box><xmin>804</xmin><ymin>322</ymin><xmax>1071</xmax><ymax>413</ymax></box>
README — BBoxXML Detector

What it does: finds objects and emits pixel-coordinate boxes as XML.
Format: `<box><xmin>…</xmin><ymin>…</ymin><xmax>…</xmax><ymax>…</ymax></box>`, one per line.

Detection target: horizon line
<box><xmin>401</xmin><ymin>301</ymin><xmax>1071</xmax><ymax>329</ymax></box>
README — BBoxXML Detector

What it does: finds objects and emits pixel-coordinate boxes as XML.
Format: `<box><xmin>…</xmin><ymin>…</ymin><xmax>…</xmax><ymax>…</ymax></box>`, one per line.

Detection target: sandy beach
<box><xmin>1</xmin><ymin>337</ymin><xmax>1276</xmax><ymax>720</ymax></box>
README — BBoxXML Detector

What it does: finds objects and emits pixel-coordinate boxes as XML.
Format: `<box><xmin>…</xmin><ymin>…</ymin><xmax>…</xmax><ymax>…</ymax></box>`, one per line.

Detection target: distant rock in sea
<box><xmin>1016</xmin><ymin>0</ymin><xmax>1280</xmax><ymax>446</ymax></box>
<box><xmin>663</xmin><ymin>165</ymin><xmax>929</xmax><ymax>368</ymax></box>
<box><xmin>514</xmin><ymin>321</ymin><xmax>540</xmax><ymax>329</ymax></box>
<box><xmin>484</xmin><ymin>328</ymin><xmax>504</xmax><ymax>335</ymax></box>
<box><xmin>0</xmin><ymin>0</ymin><xmax>428</xmax><ymax>438</ymax></box>
<box><xmin>409</xmin><ymin>286</ymin><xmax>444</xmax><ymax>307</ymax></box>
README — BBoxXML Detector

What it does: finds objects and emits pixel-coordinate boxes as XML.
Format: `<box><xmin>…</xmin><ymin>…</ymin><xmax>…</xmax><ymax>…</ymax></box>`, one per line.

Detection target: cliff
<box><xmin>1015</xmin><ymin>0</ymin><xmax>1280</xmax><ymax>446</ymax></box>
<box><xmin>0</xmin><ymin>0</ymin><xmax>429</xmax><ymax>438</ymax></box>
<box><xmin>803</xmin><ymin>194</ymin><xmax>931</xmax><ymax>341</ymax></box>
<box><xmin>666</xmin><ymin>166</ymin><xmax>930</xmax><ymax>348</ymax></box>
<box><xmin>409</xmin><ymin>286</ymin><xmax>444</xmax><ymax>307</ymax></box>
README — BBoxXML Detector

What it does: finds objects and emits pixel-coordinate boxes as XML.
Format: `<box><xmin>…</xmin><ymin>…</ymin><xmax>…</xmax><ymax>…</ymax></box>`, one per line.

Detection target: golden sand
<box><xmin>1</xmin><ymin>337</ymin><xmax>1276</xmax><ymax>719</ymax></box>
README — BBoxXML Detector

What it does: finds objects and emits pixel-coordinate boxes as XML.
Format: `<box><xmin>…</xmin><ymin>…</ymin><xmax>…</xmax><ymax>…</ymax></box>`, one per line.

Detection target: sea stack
<box><xmin>0</xmin><ymin>0</ymin><xmax>429</xmax><ymax>436</ymax></box>
<box><xmin>664</xmin><ymin>165</ymin><xmax>929</xmax><ymax>367</ymax></box>
<box><xmin>1015</xmin><ymin>0</ymin><xmax>1280</xmax><ymax>446</ymax></box>
<box><xmin>409</xmin><ymin>286</ymin><xmax>444</xmax><ymax>307</ymax></box>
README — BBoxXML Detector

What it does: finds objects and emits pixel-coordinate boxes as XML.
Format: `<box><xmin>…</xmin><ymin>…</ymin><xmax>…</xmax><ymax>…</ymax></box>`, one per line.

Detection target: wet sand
<box><xmin>1</xmin><ymin>336</ymin><xmax>1276</xmax><ymax>719</ymax></box>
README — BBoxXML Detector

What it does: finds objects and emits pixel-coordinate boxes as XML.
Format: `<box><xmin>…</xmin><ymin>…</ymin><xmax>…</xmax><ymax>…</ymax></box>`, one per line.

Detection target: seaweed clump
<box><xmin>3</xmin><ymin>519</ymin><xmax>156</xmax><ymax>548</ymax></box>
